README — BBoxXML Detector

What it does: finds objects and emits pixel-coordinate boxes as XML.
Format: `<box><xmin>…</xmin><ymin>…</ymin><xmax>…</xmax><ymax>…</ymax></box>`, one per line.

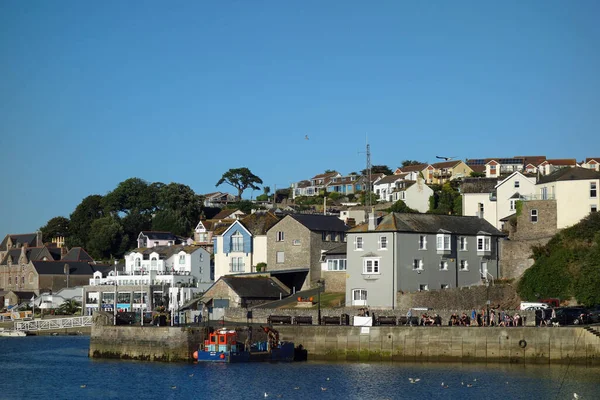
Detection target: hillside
<box><xmin>517</xmin><ymin>212</ymin><xmax>600</xmax><ymax>306</ymax></box>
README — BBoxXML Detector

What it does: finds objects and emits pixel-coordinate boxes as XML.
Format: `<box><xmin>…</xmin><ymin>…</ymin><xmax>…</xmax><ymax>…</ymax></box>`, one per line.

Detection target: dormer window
<box><xmin>477</xmin><ymin>235</ymin><xmax>491</xmax><ymax>255</ymax></box>
<box><xmin>179</xmin><ymin>255</ymin><xmax>186</xmax><ymax>264</ymax></box>
<box><xmin>135</xmin><ymin>258</ymin><xmax>141</xmax><ymax>267</ymax></box>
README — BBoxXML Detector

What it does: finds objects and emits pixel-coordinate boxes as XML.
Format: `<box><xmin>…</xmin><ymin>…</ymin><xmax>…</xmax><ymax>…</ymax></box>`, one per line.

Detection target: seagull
<box><xmin>305</xmin><ymin>135</ymin><xmax>309</xmax><ymax>140</ymax></box>
<box><xmin>326</xmin><ymin>377</ymin><xmax>330</xmax><ymax>381</ymax></box>
<box><xmin>574</xmin><ymin>394</ymin><xmax>580</xmax><ymax>399</ymax></box>
<box><xmin>80</xmin><ymin>385</ymin><xmax>86</xmax><ymax>388</ymax></box>
<box><xmin>294</xmin><ymin>387</ymin><xmax>300</xmax><ymax>390</ymax></box>
<box><xmin>264</xmin><ymin>393</ymin><xmax>269</xmax><ymax>398</ymax></box>
<box><xmin>467</xmin><ymin>384</ymin><xmax>473</xmax><ymax>388</ymax></box>
<box><xmin>321</xmin><ymin>387</ymin><xmax>327</xmax><ymax>391</ymax></box>
<box><xmin>171</xmin><ymin>386</ymin><xmax>177</xmax><ymax>390</ymax></box>
<box><xmin>441</xmin><ymin>382</ymin><xmax>448</xmax><ymax>389</ymax></box>
<box><xmin>436</xmin><ymin>156</ymin><xmax>456</xmax><ymax>161</ymax></box>
<box><xmin>189</xmin><ymin>374</ymin><xmax>194</xmax><ymax>377</ymax></box>
<box><xmin>414</xmin><ymin>378</ymin><xmax>420</xmax><ymax>382</ymax></box>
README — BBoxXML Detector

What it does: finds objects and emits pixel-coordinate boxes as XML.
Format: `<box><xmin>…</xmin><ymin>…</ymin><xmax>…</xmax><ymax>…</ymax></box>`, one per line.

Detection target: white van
<box><xmin>520</xmin><ymin>302</ymin><xmax>550</xmax><ymax>311</ymax></box>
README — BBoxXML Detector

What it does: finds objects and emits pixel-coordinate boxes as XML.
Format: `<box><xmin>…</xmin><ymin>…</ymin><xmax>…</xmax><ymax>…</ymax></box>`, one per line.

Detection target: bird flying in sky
<box><xmin>436</xmin><ymin>156</ymin><xmax>455</xmax><ymax>161</ymax></box>
<box><xmin>305</xmin><ymin>135</ymin><xmax>309</xmax><ymax>140</ymax></box>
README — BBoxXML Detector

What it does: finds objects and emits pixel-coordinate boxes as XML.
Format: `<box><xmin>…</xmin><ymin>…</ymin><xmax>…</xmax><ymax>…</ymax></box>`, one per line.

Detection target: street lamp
<box><xmin>140</xmin><ymin>267</ymin><xmax>145</xmax><ymax>326</ymax></box>
<box><xmin>317</xmin><ymin>279</ymin><xmax>324</xmax><ymax>325</ymax></box>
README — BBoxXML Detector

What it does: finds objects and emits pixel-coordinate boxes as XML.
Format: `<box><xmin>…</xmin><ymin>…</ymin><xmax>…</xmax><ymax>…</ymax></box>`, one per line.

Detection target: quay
<box><xmin>88</xmin><ymin>312</ymin><xmax>600</xmax><ymax>365</ymax></box>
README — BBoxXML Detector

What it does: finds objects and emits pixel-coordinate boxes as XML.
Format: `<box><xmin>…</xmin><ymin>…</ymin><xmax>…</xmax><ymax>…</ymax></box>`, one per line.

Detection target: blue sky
<box><xmin>1</xmin><ymin>1</ymin><xmax>599</xmax><ymax>239</ymax></box>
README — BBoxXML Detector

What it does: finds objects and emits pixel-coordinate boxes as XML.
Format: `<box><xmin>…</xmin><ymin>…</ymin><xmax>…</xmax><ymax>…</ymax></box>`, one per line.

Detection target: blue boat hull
<box><xmin>195</xmin><ymin>342</ymin><xmax>295</xmax><ymax>363</ymax></box>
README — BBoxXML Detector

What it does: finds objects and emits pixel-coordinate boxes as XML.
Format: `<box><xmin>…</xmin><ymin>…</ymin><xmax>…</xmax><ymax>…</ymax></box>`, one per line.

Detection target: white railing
<box><xmin>14</xmin><ymin>316</ymin><xmax>92</xmax><ymax>332</ymax></box>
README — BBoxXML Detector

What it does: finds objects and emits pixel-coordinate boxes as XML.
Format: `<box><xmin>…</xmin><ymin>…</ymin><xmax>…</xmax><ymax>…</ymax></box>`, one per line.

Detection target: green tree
<box><xmin>152</xmin><ymin>210</ymin><xmax>191</xmax><ymax>236</ymax></box>
<box><xmin>155</xmin><ymin>183</ymin><xmax>203</xmax><ymax>236</ymax></box>
<box><xmin>103</xmin><ymin>177</ymin><xmax>158</xmax><ymax>216</ymax></box>
<box><xmin>575</xmin><ymin>237</ymin><xmax>600</xmax><ymax>306</ymax></box>
<box><xmin>359</xmin><ymin>192</ymin><xmax>378</xmax><ymax>206</ymax></box>
<box><xmin>57</xmin><ymin>299</ymin><xmax>82</xmax><ymax>315</ymax></box>
<box><xmin>428</xmin><ymin>182</ymin><xmax>461</xmax><ymax>215</ymax></box>
<box><xmin>388</xmin><ymin>200</ymin><xmax>418</xmax><ymax>213</ymax></box>
<box><xmin>39</xmin><ymin>216</ymin><xmax>70</xmax><ymax>242</ymax></box>
<box><xmin>361</xmin><ymin>165</ymin><xmax>393</xmax><ymax>175</ymax></box>
<box><xmin>401</xmin><ymin>160</ymin><xmax>424</xmax><ymax>168</ymax></box>
<box><xmin>67</xmin><ymin>195</ymin><xmax>105</xmax><ymax>248</ymax></box>
<box><xmin>216</xmin><ymin>167</ymin><xmax>263</xmax><ymax>200</ymax></box>
<box><xmin>120</xmin><ymin>212</ymin><xmax>152</xmax><ymax>250</ymax></box>
<box><xmin>470</xmin><ymin>171</ymin><xmax>486</xmax><ymax>177</ymax></box>
<box><xmin>87</xmin><ymin>216</ymin><xmax>124</xmax><ymax>259</ymax></box>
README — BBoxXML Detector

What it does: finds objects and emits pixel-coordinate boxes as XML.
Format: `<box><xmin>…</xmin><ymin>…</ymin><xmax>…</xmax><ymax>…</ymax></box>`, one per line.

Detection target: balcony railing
<box><xmin>521</xmin><ymin>194</ymin><xmax>556</xmax><ymax>201</ymax></box>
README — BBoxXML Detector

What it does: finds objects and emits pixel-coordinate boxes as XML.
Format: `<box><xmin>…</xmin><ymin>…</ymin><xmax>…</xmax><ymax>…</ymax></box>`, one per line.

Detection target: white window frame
<box><xmin>327</xmin><ymin>259</ymin><xmax>347</xmax><ymax>271</ymax></box>
<box><xmin>419</xmin><ymin>284</ymin><xmax>429</xmax><ymax>292</ymax></box>
<box><xmin>418</xmin><ymin>235</ymin><xmax>427</xmax><ymax>250</ymax></box>
<box><xmin>459</xmin><ymin>237</ymin><xmax>467</xmax><ymax>251</ymax></box>
<box><xmin>231</xmin><ymin>232</ymin><xmax>243</xmax><ymax>252</ymax></box>
<box><xmin>514</xmin><ymin>180</ymin><xmax>520</xmax><ymax>188</ymax></box>
<box><xmin>477</xmin><ymin>236</ymin><xmax>491</xmax><ymax>251</ymax></box>
<box><xmin>179</xmin><ymin>254</ymin><xmax>186</xmax><ymax>264</ymax></box>
<box><xmin>151</xmin><ymin>257</ymin><xmax>157</xmax><ymax>267</ymax></box>
<box><xmin>460</xmin><ymin>260</ymin><xmax>469</xmax><ymax>271</ymax></box>
<box><xmin>510</xmin><ymin>199</ymin><xmax>517</xmax><ymax>211</ymax></box>
<box><xmin>276</xmin><ymin>251</ymin><xmax>285</xmax><ymax>264</ymax></box>
<box><xmin>530</xmin><ymin>209</ymin><xmax>538</xmax><ymax>223</ymax></box>
<box><xmin>378</xmin><ymin>235</ymin><xmax>388</xmax><ymax>250</ymax></box>
<box><xmin>292</xmin><ymin>239</ymin><xmax>301</xmax><ymax>246</ymax></box>
<box><xmin>591</xmin><ymin>182</ymin><xmax>597</xmax><ymax>198</ymax></box>
<box><xmin>363</xmin><ymin>258</ymin><xmax>380</xmax><ymax>274</ymax></box>
<box><xmin>413</xmin><ymin>259</ymin><xmax>424</xmax><ymax>270</ymax></box>
<box><xmin>276</xmin><ymin>231</ymin><xmax>285</xmax><ymax>241</ymax></box>
<box><xmin>436</xmin><ymin>234</ymin><xmax>451</xmax><ymax>251</ymax></box>
<box><xmin>440</xmin><ymin>260</ymin><xmax>448</xmax><ymax>270</ymax></box>
<box><xmin>355</xmin><ymin>236</ymin><xmax>363</xmax><ymax>251</ymax></box>
<box><xmin>352</xmin><ymin>289</ymin><xmax>367</xmax><ymax>306</ymax></box>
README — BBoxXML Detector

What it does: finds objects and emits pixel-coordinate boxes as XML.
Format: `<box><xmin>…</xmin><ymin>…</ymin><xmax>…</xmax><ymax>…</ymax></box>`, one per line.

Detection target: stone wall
<box><xmin>322</xmin><ymin>271</ymin><xmax>346</xmax><ymax>293</ymax></box>
<box><xmin>89</xmin><ymin>312</ymin><xmax>203</xmax><ymax>362</ymax></box>
<box><xmin>276</xmin><ymin>325</ymin><xmax>600</xmax><ymax>365</ymax></box>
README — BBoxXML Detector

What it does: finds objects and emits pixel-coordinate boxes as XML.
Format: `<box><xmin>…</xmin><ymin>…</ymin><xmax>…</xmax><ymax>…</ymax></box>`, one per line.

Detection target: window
<box><xmin>135</xmin><ymin>258</ymin><xmax>141</xmax><ymax>267</ymax></box>
<box><xmin>179</xmin><ymin>255</ymin><xmax>185</xmax><ymax>264</ymax></box>
<box><xmin>327</xmin><ymin>259</ymin><xmax>347</xmax><ymax>271</ymax></box>
<box><xmin>355</xmin><ymin>236</ymin><xmax>363</xmax><ymax>250</ymax></box>
<box><xmin>352</xmin><ymin>289</ymin><xmax>367</xmax><ymax>306</ymax></box>
<box><xmin>460</xmin><ymin>260</ymin><xmax>469</xmax><ymax>271</ymax></box>
<box><xmin>592</xmin><ymin>205</ymin><xmax>598</xmax><ymax>213</ymax></box>
<box><xmin>363</xmin><ymin>258</ymin><xmax>380</xmax><ymax>274</ymax></box>
<box><xmin>591</xmin><ymin>182</ymin><xmax>597</xmax><ymax>198</ymax></box>
<box><xmin>400</xmin><ymin>191</ymin><xmax>406</xmax><ymax>200</ymax></box>
<box><xmin>230</xmin><ymin>257</ymin><xmax>244</xmax><ymax>272</ymax></box>
<box><xmin>331</xmin><ymin>233</ymin><xmax>338</xmax><ymax>242</ymax></box>
<box><xmin>510</xmin><ymin>199</ymin><xmax>517</xmax><ymax>211</ymax></box>
<box><xmin>379</xmin><ymin>236</ymin><xmax>388</xmax><ymax>250</ymax></box>
<box><xmin>441</xmin><ymin>284</ymin><xmax>449</xmax><ymax>289</ymax></box>
<box><xmin>530</xmin><ymin>209</ymin><xmax>538</xmax><ymax>223</ymax></box>
<box><xmin>276</xmin><ymin>231</ymin><xmax>285</xmax><ymax>242</ymax></box>
<box><xmin>459</xmin><ymin>237</ymin><xmax>467</xmax><ymax>251</ymax></box>
<box><xmin>436</xmin><ymin>234</ymin><xmax>451</xmax><ymax>251</ymax></box>
<box><xmin>419</xmin><ymin>284</ymin><xmax>429</xmax><ymax>292</ymax></box>
<box><xmin>276</xmin><ymin>251</ymin><xmax>285</xmax><ymax>264</ymax></box>
<box><xmin>292</xmin><ymin>239</ymin><xmax>301</xmax><ymax>246</ymax></box>
<box><xmin>341</xmin><ymin>233</ymin><xmax>347</xmax><ymax>243</ymax></box>
<box><xmin>413</xmin><ymin>259</ymin><xmax>423</xmax><ymax>270</ymax></box>
<box><xmin>514</xmin><ymin>180</ymin><xmax>520</xmax><ymax>188</ymax></box>
<box><xmin>477</xmin><ymin>236</ymin><xmax>491</xmax><ymax>251</ymax></box>
<box><xmin>322</xmin><ymin>232</ymin><xmax>329</xmax><ymax>241</ymax></box>
<box><xmin>151</xmin><ymin>257</ymin><xmax>157</xmax><ymax>267</ymax></box>
<box><xmin>440</xmin><ymin>261</ymin><xmax>448</xmax><ymax>270</ymax></box>
<box><xmin>231</xmin><ymin>232</ymin><xmax>243</xmax><ymax>252</ymax></box>
<box><xmin>490</xmin><ymin>166</ymin><xmax>496</xmax><ymax>175</ymax></box>
<box><xmin>418</xmin><ymin>235</ymin><xmax>427</xmax><ymax>250</ymax></box>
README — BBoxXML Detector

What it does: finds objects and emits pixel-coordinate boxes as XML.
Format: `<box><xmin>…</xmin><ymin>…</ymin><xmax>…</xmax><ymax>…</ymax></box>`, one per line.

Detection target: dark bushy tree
<box><xmin>216</xmin><ymin>167</ymin><xmax>263</xmax><ymax>199</ymax></box>
<box><xmin>388</xmin><ymin>200</ymin><xmax>418</xmax><ymax>213</ymax></box>
<box><xmin>86</xmin><ymin>216</ymin><xmax>124</xmax><ymax>259</ymax></box>
<box><xmin>39</xmin><ymin>216</ymin><xmax>70</xmax><ymax>242</ymax></box>
<box><xmin>67</xmin><ymin>195</ymin><xmax>105</xmax><ymax>248</ymax></box>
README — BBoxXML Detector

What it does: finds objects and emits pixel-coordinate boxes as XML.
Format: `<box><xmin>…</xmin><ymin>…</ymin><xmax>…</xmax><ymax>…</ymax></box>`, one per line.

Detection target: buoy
<box><xmin>193</xmin><ymin>351</ymin><xmax>198</xmax><ymax>360</ymax></box>
<box><xmin>220</xmin><ymin>353</ymin><xmax>225</xmax><ymax>359</ymax></box>
<box><xmin>519</xmin><ymin>339</ymin><xmax>527</xmax><ymax>348</ymax></box>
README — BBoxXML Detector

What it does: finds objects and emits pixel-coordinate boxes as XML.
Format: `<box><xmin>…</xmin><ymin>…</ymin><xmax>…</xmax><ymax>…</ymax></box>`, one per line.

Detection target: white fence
<box><xmin>14</xmin><ymin>316</ymin><xmax>92</xmax><ymax>332</ymax></box>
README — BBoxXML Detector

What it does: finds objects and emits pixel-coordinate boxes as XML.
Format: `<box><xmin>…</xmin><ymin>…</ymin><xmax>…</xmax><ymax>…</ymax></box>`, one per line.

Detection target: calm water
<box><xmin>0</xmin><ymin>336</ymin><xmax>598</xmax><ymax>400</ymax></box>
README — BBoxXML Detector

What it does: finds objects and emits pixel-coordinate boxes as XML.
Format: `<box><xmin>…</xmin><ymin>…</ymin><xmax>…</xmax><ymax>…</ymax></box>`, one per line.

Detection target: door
<box><xmin>352</xmin><ymin>289</ymin><xmax>367</xmax><ymax>306</ymax></box>
<box><xmin>480</xmin><ymin>262</ymin><xmax>488</xmax><ymax>279</ymax></box>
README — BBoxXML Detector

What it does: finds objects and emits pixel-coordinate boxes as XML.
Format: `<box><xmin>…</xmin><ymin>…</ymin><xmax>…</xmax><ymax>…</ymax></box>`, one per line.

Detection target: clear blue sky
<box><xmin>1</xmin><ymin>1</ymin><xmax>599</xmax><ymax>239</ymax></box>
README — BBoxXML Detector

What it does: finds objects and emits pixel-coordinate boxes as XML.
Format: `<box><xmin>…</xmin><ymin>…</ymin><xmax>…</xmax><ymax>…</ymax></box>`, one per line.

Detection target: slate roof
<box><xmin>375</xmin><ymin>175</ymin><xmax>405</xmax><ymax>185</ymax></box>
<box><xmin>543</xmin><ymin>158</ymin><xmax>577</xmax><ymax>166</ymax></box>
<box><xmin>537</xmin><ymin>167</ymin><xmax>600</xmax><ymax>184</ymax></box>
<box><xmin>213</xmin><ymin>209</ymin><xmax>243</xmax><ymax>220</ymax></box>
<box><xmin>240</xmin><ymin>212</ymin><xmax>280</xmax><ymax>235</ymax></box>
<box><xmin>431</xmin><ymin>160</ymin><xmax>463</xmax><ymax>169</ymax></box>
<box><xmin>31</xmin><ymin>261</ymin><xmax>110</xmax><ymax>275</ymax></box>
<box><xmin>289</xmin><ymin>214</ymin><xmax>349</xmax><ymax>232</ymax></box>
<box><xmin>391</xmin><ymin>181</ymin><xmax>417</xmax><ymax>192</ymax></box>
<box><xmin>469</xmin><ymin>165</ymin><xmax>486</xmax><ymax>174</ymax></box>
<box><xmin>460</xmin><ymin>178</ymin><xmax>499</xmax><ymax>194</ymax></box>
<box><xmin>311</xmin><ymin>171</ymin><xmax>340</xmax><ymax>180</ymax></box>
<box><xmin>0</xmin><ymin>233</ymin><xmax>39</xmax><ymax>251</ymax></box>
<box><xmin>0</xmin><ymin>247</ymin><xmax>50</xmax><ymax>265</ymax></box>
<box><xmin>213</xmin><ymin>221</ymin><xmax>236</xmax><ymax>235</ymax></box>
<box><xmin>221</xmin><ymin>276</ymin><xmax>289</xmax><ymax>299</ymax></box>
<box><xmin>349</xmin><ymin>212</ymin><xmax>505</xmax><ymax>236</ymax></box>
<box><xmin>295</xmin><ymin>180</ymin><xmax>311</xmax><ymax>188</ymax></box>
<box><xmin>398</xmin><ymin>164</ymin><xmax>429</xmax><ymax>173</ymax></box>
<box><xmin>323</xmin><ymin>244</ymin><xmax>347</xmax><ymax>256</ymax></box>
<box><xmin>140</xmin><ymin>231</ymin><xmax>177</xmax><ymax>241</ymax></box>
<box><xmin>517</xmin><ymin>155</ymin><xmax>546</xmax><ymax>166</ymax></box>
<box><xmin>61</xmin><ymin>247</ymin><xmax>94</xmax><ymax>262</ymax></box>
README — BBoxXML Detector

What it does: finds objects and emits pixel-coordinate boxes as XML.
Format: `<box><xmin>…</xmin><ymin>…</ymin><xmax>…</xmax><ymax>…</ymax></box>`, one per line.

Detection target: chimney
<box><xmin>368</xmin><ymin>210</ymin><xmax>378</xmax><ymax>231</ymax></box>
<box><xmin>36</xmin><ymin>231</ymin><xmax>43</xmax><ymax>247</ymax></box>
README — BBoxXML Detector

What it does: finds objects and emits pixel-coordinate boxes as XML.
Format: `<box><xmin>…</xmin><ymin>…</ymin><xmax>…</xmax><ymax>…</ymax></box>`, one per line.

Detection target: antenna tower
<box><xmin>365</xmin><ymin>142</ymin><xmax>372</xmax><ymax>208</ymax></box>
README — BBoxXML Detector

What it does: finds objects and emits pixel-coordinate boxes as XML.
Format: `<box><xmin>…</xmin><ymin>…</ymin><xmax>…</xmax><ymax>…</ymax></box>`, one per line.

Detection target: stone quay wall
<box><xmin>89</xmin><ymin>312</ymin><xmax>203</xmax><ymax>362</ymax></box>
<box><xmin>276</xmin><ymin>325</ymin><xmax>600</xmax><ymax>365</ymax></box>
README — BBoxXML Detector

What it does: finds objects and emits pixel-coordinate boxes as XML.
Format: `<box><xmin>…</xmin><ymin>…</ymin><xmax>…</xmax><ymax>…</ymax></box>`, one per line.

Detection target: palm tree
<box><xmin>57</xmin><ymin>299</ymin><xmax>82</xmax><ymax>315</ymax></box>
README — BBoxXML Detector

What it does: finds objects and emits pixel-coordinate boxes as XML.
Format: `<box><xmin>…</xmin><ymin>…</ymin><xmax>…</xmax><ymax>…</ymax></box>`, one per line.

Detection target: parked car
<box><xmin>553</xmin><ymin>307</ymin><xmax>591</xmax><ymax>326</ymax></box>
<box><xmin>587</xmin><ymin>306</ymin><xmax>600</xmax><ymax>323</ymax></box>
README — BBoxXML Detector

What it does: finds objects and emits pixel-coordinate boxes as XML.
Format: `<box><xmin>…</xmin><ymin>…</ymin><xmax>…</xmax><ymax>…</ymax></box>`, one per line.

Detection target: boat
<box><xmin>0</xmin><ymin>328</ymin><xmax>26</xmax><ymax>337</ymax></box>
<box><xmin>193</xmin><ymin>326</ymin><xmax>301</xmax><ymax>363</ymax></box>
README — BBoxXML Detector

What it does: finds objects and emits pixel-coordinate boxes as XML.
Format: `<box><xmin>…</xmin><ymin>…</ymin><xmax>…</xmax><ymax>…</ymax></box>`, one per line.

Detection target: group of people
<box><xmin>403</xmin><ymin>308</ymin><xmax>525</xmax><ymax>327</ymax></box>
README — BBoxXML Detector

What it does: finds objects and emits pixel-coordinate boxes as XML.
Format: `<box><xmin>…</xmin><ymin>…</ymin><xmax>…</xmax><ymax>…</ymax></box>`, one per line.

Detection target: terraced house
<box><xmin>345</xmin><ymin>213</ymin><xmax>505</xmax><ymax>308</ymax></box>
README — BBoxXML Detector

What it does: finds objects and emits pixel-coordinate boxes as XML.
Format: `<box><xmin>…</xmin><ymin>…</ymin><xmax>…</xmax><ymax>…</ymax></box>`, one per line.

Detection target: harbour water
<box><xmin>0</xmin><ymin>336</ymin><xmax>598</xmax><ymax>399</ymax></box>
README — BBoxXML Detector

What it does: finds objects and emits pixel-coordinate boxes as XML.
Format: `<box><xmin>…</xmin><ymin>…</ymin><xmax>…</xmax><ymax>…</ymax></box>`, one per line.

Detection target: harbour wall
<box><xmin>89</xmin><ymin>312</ymin><xmax>600</xmax><ymax>365</ymax></box>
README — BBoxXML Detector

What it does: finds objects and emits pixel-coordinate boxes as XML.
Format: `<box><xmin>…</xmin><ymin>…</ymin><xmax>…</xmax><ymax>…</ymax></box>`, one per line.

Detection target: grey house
<box><xmin>345</xmin><ymin>213</ymin><xmax>505</xmax><ymax>309</ymax></box>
